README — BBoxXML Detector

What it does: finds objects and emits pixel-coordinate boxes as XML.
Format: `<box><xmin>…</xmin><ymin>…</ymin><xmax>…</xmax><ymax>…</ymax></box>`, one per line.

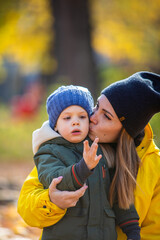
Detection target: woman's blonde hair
<box><xmin>102</xmin><ymin>128</ymin><xmax>141</xmax><ymax>209</ymax></box>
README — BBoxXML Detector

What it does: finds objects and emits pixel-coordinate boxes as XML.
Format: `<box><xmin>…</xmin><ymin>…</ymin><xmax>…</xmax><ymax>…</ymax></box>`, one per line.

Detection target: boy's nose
<box><xmin>72</xmin><ymin>120</ymin><xmax>80</xmax><ymax>126</ymax></box>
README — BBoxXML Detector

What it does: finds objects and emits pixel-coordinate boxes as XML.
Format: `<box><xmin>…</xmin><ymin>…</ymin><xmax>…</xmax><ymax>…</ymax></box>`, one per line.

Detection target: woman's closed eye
<box><xmin>104</xmin><ymin>114</ymin><xmax>111</xmax><ymax>120</ymax></box>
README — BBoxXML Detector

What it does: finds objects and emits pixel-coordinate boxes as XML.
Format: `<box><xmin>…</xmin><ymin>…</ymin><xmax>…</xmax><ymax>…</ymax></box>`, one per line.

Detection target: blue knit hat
<box><xmin>47</xmin><ymin>85</ymin><xmax>94</xmax><ymax>129</ymax></box>
<box><xmin>102</xmin><ymin>71</ymin><xmax>160</xmax><ymax>138</ymax></box>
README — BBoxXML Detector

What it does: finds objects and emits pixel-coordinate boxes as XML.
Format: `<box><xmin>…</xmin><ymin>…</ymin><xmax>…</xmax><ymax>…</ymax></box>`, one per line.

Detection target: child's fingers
<box><xmin>90</xmin><ymin>138</ymin><xmax>99</xmax><ymax>155</ymax></box>
<box><xmin>83</xmin><ymin>140</ymin><xmax>90</xmax><ymax>152</ymax></box>
<box><xmin>93</xmin><ymin>137</ymin><xmax>99</xmax><ymax>144</ymax></box>
<box><xmin>96</xmin><ymin>154</ymin><xmax>102</xmax><ymax>162</ymax></box>
<box><xmin>92</xmin><ymin>137</ymin><xmax>99</xmax><ymax>151</ymax></box>
<box><xmin>92</xmin><ymin>144</ymin><xmax>98</xmax><ymax>157</ymax></box>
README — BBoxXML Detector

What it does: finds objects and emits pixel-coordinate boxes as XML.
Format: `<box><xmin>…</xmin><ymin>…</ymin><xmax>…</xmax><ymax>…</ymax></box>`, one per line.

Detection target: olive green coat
<box><xmin>34</xmin><ymin>136</ymin><xmax>137</xmax><ymax>240</ymax></box>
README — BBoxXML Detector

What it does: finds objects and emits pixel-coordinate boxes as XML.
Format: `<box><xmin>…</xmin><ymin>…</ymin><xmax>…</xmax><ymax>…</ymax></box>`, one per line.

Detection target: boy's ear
<box><xmin>54</xmin><ymin>125</ymin><xmax>58</xmax><ymax>131</ymax></box>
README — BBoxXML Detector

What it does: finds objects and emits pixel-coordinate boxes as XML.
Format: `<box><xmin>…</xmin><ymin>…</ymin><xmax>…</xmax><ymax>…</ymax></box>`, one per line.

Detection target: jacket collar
<box><xmin>32</xmin><ymin>121</ymin><xmax>61</xmax><ymax>154</ymax></box>
<box><xmin>136</xmin><ymin>123</ymin><xmax>159</xmax><ymax>161</ymax></box>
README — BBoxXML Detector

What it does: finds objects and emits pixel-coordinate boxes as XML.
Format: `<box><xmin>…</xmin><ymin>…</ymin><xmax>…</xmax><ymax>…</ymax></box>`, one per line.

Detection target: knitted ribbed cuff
<box><xmin>121</xmin><ymin>222</ymin><xmax>140</xmax><ymax>240</ymax></box>
<box><xmin>74</xmin><ymin>158</ymin><xmax>93</xmax><ymax>183</ymax></box>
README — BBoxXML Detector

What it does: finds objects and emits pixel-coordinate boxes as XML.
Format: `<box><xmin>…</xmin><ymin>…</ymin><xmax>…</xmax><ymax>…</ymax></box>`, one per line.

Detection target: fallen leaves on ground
<box><xmin>0</xmin><ymin>203</ymin><xmax>41</xmax><ymax>240</ymax></box>
<box><xmin>0</xmin><ymin>162</ymin><xmax>41</xmax><ymax>239</ymax></box>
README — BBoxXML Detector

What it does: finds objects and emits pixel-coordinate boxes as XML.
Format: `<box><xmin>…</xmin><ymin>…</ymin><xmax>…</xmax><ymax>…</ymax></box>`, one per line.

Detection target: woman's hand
<box><xmin>49</xmin><ymin>176</ymin><xmax>88</xmax><ymax>209</ymax></box>
<box><xmin>83</xmin><ymin>137</ymin><xmax>102</xmax><ymax>170</ymax></box>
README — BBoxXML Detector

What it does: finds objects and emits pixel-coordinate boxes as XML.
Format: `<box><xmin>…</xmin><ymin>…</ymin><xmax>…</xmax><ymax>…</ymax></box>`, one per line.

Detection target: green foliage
<box><xmin>0</xmin><ymin>82</ymin><xmax>68</xmax><ymax>162</ymax></box>
<box><xmin>98</xmin><ymin>64</ymin><xmax>130</xmax><ymax>90</ymax></box>
<box><xmin>150</xmin><ymin>113</ymin><xmax>160</xmax><ymax>148</ymax></box>
<box><xmin>0</xmin><ymin>104</ymin><xmax>47</xmax><ymax>162</ymax></box>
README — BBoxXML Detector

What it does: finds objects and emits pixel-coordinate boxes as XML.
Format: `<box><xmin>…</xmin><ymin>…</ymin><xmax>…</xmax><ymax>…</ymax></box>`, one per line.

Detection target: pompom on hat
<box><xmin>102</xmin><ymin>71</ymin><xmax>160</xmax><ymax>138</ymax></box>
<box><xmin>47</xmin><ymin>85</ymin><xmax>94</xmax><ymax>129</ymax></box>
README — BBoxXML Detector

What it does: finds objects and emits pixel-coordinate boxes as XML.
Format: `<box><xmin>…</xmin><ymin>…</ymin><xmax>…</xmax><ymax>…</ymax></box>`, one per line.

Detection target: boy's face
<box><xmin>55</xmin><ymin>105</ymin><xmax>89</xmax><ymax>143</ymax></box>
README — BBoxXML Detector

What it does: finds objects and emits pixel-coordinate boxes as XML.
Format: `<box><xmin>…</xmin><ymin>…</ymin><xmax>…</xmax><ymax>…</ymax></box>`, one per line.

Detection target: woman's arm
<box><xmin>17</xmin><ymin>166</ymin><xmax>66</xmax><ymax>228</ymax></box>
<box><xmin>140</xmin><ymin>177</ymin><xmax>160</xmax><ymax>239</ymax></box>
<box><xmin>17</xmin><ymin>166</ymin><xmax>87</xmax><ymax>228</ymax></box>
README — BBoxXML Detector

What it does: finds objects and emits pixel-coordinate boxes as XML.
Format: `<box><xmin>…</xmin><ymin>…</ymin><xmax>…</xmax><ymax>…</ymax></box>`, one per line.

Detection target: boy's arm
<box><xmin>113</xmin><ymin>203</ymin><xmax>140</xmax><ymax>240</ymax></box>
<box><xmin>34</xmin><ymin>138</ymin><xmax>102</xmax><ymax>190</ymax></box>
<box><xmin>34</xmin><ymin>144</ymin><xmax>87</xmax><ymax>190</ymax></box>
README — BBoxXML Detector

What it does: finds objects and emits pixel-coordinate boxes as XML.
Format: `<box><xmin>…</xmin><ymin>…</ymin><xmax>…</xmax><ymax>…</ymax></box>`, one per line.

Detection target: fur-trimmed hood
<box><xmin>32</xmin><ymin>121</ymin><xmax>61</xmax><ymax>154</ymax></box>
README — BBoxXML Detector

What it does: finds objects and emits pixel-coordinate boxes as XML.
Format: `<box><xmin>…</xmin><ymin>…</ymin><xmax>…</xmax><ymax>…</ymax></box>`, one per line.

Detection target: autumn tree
<box><xmin>91</xmin><ymin>0</ymin><xmax>160</xmax><ymax>74</ymax></box>
<box><xmin>49</xmin><ymin>0</ymin><xmax>99</xmax><ymax>99</ymax></box>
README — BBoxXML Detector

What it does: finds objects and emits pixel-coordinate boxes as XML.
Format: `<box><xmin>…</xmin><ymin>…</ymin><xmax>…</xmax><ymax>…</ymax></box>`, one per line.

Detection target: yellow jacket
<box><xmin>17</xmin><ymin>124</ymin><xmax>160</xmax><ymax>239</ymax></box>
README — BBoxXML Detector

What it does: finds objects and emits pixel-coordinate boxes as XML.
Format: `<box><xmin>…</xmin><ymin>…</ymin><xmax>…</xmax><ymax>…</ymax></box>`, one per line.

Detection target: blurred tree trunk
<box><xmin>49</xmin><ymin>0</ymin><xmax>98</xmax><ymax>99</ymax></box>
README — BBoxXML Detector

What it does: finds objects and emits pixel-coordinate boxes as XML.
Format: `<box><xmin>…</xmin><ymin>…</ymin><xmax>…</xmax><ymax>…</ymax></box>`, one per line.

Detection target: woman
<box><xmin>18</xmin><ymin>71</ymin><xmax>160</xmax><ymax>239</ymax></box>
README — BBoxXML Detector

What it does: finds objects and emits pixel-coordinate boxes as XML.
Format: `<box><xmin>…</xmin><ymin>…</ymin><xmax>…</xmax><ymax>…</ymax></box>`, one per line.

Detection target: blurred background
<box><xmin>0</xmin><ymin>0</ymin><xmax>160</xmax><ymax>239</ymax></box>
<box><xmin>1</xmin><ymin>0</ymin><xmax>160</xmax><ymax>163</ymax></box>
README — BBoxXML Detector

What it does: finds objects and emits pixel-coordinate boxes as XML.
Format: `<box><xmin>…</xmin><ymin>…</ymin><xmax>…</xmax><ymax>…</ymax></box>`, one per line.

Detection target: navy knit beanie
<box><xmin>47</xmin><ymin>85</ymin><xmax>94</xmax><ymax>129</ymax></box>
<box><xmin>102</xmin><ymin>71</ymin><xmax>160</xmax><ymax>138</ymax></box>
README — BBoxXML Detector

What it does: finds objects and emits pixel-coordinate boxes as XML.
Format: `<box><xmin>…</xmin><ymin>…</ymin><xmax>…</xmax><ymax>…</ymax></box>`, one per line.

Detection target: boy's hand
<box><xmin>83</xmin><ymin>137</ymin><xmax>102</xmax><ymax>170</ymax></box>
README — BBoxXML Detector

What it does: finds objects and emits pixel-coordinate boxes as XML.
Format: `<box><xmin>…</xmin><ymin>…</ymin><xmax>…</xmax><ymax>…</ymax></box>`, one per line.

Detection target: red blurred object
<box><xmin>11</xmin><ymin>82</ymin><xmax>45</xmax><ymax>119</ymax></box>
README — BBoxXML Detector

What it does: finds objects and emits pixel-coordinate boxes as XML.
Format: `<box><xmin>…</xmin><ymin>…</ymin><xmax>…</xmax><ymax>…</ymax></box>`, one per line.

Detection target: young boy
<box><xmin>33</xmin><ymin>85</ymin><xmax>140</xmax><ymax>240</ymax></box>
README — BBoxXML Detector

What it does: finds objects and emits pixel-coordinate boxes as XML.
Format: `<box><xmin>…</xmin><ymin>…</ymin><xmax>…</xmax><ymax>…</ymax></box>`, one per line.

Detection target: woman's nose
<box><xmin>90</xmin><ymin>111</ymin><xmax>98</xmax><ymax>124</ymax></box>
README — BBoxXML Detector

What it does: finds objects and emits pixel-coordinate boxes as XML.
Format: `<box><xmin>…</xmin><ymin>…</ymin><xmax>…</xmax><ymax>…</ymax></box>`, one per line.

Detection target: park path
<box><xmin>0</xmin><ymin>161</ymin><xmax>41</xmax><ymax>239</ymax></box>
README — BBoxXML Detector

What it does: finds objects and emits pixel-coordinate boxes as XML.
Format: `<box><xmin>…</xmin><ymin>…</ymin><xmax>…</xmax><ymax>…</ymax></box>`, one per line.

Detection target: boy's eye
<box><xmin>63</xmin><ymin>116</ymin><xmax>71</xmax><ymax>120</ymax></box>
<box><xmin>80</xmin><ymin>115</ymin><xmax>87</xmax><ymax>119</ymax></box>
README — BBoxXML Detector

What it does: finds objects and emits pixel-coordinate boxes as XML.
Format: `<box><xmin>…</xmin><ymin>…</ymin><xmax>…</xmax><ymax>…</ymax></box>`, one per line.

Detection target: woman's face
<box><xmin>89</xmin><ymin>94</ymin><xmax>122</xmax><ymax>143</ymax></box>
